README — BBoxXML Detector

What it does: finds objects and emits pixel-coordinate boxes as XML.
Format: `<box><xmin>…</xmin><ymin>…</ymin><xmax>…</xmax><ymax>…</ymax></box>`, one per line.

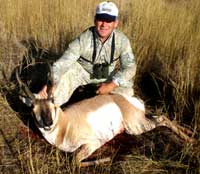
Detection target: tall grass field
<box><xmin>0</xmin><ymin>0</ymin><xmax>200</xmax><ymax>173</ymax></box>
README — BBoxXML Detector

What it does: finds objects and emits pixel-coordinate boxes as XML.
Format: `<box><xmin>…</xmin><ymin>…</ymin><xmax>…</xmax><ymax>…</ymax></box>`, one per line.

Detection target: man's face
<box><xmin>95</xmin><ymin>19</ymin><xmax>118</xmax><ymax>42</ymax></box>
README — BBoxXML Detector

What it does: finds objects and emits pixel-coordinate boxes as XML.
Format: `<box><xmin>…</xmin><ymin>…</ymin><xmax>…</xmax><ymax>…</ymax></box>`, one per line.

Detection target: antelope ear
<box><xmin>19</xmin><ymin>95</ymin><xmax>33</xmax><ymax>107</ymax></box>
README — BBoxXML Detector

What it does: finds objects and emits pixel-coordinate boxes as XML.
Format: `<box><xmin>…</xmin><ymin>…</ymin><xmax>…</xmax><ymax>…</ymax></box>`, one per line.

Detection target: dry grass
<box><xmin>0</xmin><ymin>0</ymin><xmax>200</xmax><ymax>173</ymax></box>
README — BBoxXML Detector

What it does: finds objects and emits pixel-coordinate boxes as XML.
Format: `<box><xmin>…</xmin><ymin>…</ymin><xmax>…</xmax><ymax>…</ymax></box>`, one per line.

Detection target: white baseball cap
<box><xmin>95</xmin><ymin>1</ymin><xmax>119</xmax><ymax>22</ymax></box>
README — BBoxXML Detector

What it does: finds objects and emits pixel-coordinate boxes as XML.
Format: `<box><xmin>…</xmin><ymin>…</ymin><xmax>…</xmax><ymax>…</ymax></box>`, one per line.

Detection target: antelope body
<box><xmin>16</xmin><ymin>69</ymin><xmax>196</xmax><ymax>165</ymax></box>
<box><xmin>33</xmin><ymin>94</ymin><xmax>149</xmax><ymax>161</ymax></box>
<box><xmin>24</xmin><ymin>94</ymin><xmax>196</xmax><ymax>163</ymax></box>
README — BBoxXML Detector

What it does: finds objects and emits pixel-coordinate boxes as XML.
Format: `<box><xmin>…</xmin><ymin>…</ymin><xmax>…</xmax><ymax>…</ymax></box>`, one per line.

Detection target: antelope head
<box><xmin>16</xmin><ymin>67</ymin><xmax>56</xmax><ymax>131</ymax></box>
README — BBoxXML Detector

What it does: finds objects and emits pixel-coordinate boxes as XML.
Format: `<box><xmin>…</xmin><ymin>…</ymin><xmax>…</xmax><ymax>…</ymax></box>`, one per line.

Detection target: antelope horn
<box><xmin>46</xmin><ymin>62</ymin><xmax>54</xmax><ymax>99</ymax></box>
<box><xmin>15</xmin><ymin>66</ymin><xmax>36</xmax><ymax>102</ymax></box>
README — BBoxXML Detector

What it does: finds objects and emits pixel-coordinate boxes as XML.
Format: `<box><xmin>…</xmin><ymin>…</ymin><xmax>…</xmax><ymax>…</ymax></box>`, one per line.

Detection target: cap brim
<box><xmin>95</xmin><ymin>13</ymin><xmax>117</xmax><ymax>22</ymax></box>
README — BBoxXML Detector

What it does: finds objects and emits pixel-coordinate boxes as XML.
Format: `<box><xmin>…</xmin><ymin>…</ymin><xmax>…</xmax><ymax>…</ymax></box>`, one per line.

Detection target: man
<box><xmin>39</xmin><ymin>1</ymin><xmax>137</xmax><ymax>106</ymax></box>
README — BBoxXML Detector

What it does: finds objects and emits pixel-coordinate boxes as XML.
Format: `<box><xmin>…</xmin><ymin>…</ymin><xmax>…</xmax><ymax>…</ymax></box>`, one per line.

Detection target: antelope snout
<box><xmin>43</xmin><ymin>117</ymin><xmax>53</xmax><ymax>127</ymax></box>
<box><xmin>36</xmin><ymin>115</ymin><xmax>53</xmax><ymax>130</ymax></box>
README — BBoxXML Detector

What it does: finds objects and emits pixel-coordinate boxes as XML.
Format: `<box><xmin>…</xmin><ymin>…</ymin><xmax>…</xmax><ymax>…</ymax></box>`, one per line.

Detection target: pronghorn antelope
<box><xmin>16</xmin><ymin>69</ymin><xmax>196</xmax><ymax>166</ymax></box>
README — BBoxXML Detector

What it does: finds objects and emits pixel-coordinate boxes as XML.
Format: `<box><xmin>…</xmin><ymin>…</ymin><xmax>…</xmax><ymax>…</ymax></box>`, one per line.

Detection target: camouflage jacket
<box><xmin>52</xmin><ymin>26</ymin><xmax>136</xmax><ymax>86</ymax></box>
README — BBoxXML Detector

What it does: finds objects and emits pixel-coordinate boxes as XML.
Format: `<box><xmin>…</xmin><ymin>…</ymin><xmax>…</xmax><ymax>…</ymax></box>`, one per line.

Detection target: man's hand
<box><xmin>96</xmin><ymin>81</ymin><xmax>118</xmax><ymax>95</ymax></box>
<box><xmin>38</xmin><ymin>85</ymin><xmax>55</xmax><ymax>99</ymax></box>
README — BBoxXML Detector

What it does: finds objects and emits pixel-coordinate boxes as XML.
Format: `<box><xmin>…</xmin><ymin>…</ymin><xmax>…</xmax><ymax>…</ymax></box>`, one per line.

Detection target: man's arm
<box><xmin>96</xmin><ymin>34</ymin><xmax>136</xmax><ymax>95</ymax></box>
<box><xmin>112</xmin><ymin>35</ymin><xmax>136</xmax><ymax>86</ymax></box>
<box><xmin>52</xmin><ymin>37</ymin><xmax>82</xmax><ymax>85</ymax></box>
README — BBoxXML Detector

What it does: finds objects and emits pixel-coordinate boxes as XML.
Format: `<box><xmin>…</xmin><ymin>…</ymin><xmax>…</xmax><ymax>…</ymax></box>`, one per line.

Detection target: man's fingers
<box><xmin>38</xmin><ymin>85</ymin><xmax>48</xmax><ymax>99</ymax></box>
<box><xmin>42</xmin><ymin>91</ymin><xmax>48</xmax><ymax>98</ymax></box>
<box><xmin>96</xmin><ymin>82</ymin><xmax>117</xmax><ymax>95</ymax></box>
<box><xmin>39</xmin><ymin>91</ymin><xmax>47</xmax><ymax>99</ymax></box>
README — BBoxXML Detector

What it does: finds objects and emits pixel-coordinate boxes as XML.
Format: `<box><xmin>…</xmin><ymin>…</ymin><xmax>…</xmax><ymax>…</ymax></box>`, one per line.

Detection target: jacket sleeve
<box><xmin>52</xmin><ymin>37</ymin><xmax>81</xmax><ymax>85</ymax></box>
<box><xmin>112</xmin><ymin>35</ymin><xmax>137</xmax><ymax>86</ymax></box>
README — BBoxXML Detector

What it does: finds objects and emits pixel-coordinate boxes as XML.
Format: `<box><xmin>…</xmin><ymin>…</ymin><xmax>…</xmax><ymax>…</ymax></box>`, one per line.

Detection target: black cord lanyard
<box><xmin>92</xmin><ymin>29</ymin><xmax>115</xmax><ymax>64</ymax></box>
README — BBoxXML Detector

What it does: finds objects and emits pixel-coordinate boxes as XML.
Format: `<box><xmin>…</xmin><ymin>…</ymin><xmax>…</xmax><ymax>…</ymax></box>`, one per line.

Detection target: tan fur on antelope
<box><xmin>16</xmin><ymin>69</ymin><xmax>196</xmax><ymax>167</ymax></box>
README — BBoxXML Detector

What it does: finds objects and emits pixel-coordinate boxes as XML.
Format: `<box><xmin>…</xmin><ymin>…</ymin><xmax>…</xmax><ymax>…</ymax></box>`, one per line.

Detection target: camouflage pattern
<box><xmin>53</xmin><ymin>62</ymin><xmax>134</xmax><ymax>106</ymax></box>
<box><xmin>52</xmin><ymin>26</ymin><xmax>136</xmax><ymax>106</ymax></box>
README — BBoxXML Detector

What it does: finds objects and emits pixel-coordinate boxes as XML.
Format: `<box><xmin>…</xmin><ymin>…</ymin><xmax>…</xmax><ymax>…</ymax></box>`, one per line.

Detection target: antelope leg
<box><xmin>174</xmin><ymin>123</ymin><xmax>194</xmax><ymax>136</ymax></box>
<box><xmin>75</xmin><ymin>143</ymin><xmax>101</xmax><ymax>163</ymax></box>
<box><xmin>157</xmin><ymin>115</ymin><xmax>197</xmax><ymax>143</ymax></box>
<box><xmin>80</xmin><ymin>157</ymin><xmax>111</xmax><ymax>167</ymax></box>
